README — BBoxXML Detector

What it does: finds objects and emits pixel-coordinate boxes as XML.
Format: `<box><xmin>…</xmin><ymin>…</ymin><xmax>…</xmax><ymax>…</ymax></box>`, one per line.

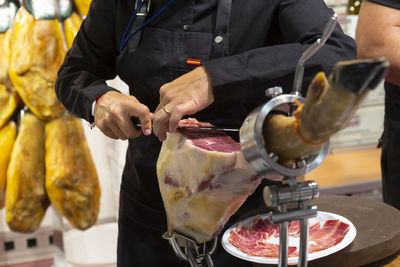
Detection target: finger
<box><xmin>126</xmin><ymin>102</ymin><xmax>152</xmax><ymax>136</ymax></box>
<box><xmin>153</xmin><ymin>107</ymin><xmax>170</xmax><ymax>141</ymax></box>
<box><xmin>158</xmin><ymin>83</ymin><xmax>172</xmax><ymax>108</ymax></box>
<box><xmin>138</xmin><ymin>108</ymin><xmax>152</xmax><ymax>136</ymax></box>
<box><xmin>155</xmin><ymin>100</ymin><xmax>167</xmax><ymax>115</ymax></box>
<box><xmin>169</xmin><ymin>100</ymin><xmax>198</xmax><ymax>132</ymax></box>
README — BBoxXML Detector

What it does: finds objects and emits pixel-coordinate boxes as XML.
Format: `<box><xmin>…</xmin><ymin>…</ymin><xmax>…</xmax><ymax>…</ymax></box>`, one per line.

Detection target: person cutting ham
<box><xmin>55</xmin><ymin>0</ymin><xmax>356</xmax><ymax>266</ymax></box>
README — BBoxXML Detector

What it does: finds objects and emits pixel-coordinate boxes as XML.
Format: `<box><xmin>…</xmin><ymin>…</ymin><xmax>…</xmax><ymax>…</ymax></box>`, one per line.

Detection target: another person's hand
<box><xmin>153</xmin><ymin>66</ymin><xmax>214</xmax><ymax>141</ymax></box>
<box><xmin>94</xmin><ymin>91</ymin><xmax>152</xmax><ymax>140</ymax></box>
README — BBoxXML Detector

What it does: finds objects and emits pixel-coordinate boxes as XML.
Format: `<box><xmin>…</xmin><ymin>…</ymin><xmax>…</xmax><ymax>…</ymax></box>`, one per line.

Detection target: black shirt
<box><xmin>56</xmin><ymin>0</ymin><xmax>356</xmax><ymax>123</ymax></box>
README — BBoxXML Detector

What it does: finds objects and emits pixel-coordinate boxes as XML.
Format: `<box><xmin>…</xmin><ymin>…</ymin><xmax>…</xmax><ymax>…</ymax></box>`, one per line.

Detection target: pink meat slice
<box><xmin>309</xmin><ymin>220</ymin><xmax>350</xmax><ymax>253</ymax></box>
<box><xmin>247</xmin><ymin>216</ymin><xmax>279</xmax><ymax>238</ymax></box>
<box><xmin>229</xmin><ymin>230</ymin><xmax>297</xmax><ymax>258</ymax></box>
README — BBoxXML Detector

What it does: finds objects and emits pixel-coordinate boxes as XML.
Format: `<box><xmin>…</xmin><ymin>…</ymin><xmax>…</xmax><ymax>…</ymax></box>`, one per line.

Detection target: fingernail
<box><xmin>169</xmin><ymin>127</ymin><xmax>173</xmax><ymax>132</ymax></box>
<box><xmin>144</xmin><ymin>129</ymin><xmax>151</xmax><ymax>135</ymax></box>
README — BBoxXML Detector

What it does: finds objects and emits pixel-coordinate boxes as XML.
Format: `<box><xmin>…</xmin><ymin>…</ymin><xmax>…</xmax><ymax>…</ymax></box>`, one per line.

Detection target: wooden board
<box><xmin>244</xmin><ymin>195</ymin><xmax>400</xmax><ymax>267</ymax></box>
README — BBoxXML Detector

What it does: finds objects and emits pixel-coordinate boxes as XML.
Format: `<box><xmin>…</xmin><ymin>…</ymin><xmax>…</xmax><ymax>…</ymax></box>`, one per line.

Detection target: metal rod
<box><xmin>162</xmin><ymin>232</ymin><xmax>188</xmax><ymax>261</ymax></box>
<box><xmin>208</xmin><ymin>238</ymin><xmax>218</xmax><ymax>255</ymax></box>
<box><xmin>298</xmin><ymin>202</ymin><xmax>310</xmax><ymax>267</ymax></box>
<box><xmin>278</xmin><ymin>205</ymin><xmax>288</xmax><ymax>267</ymax></box>
<box><xmin>292</xmin><ymin>14</ymin><xmax>338</xmax><ymax>95</ymax></box>
<box><xmin>170</xmin><ymin>240</ymin><xmax>188</xmax><ymax>261</ymax></box>
<box><xmin>278</xmin><ymin>221</ymin><xmax>289</xmax><ymax>267</ymax></box>
<box><xmin>205</xmin><ymin>251</ymin><xmax>215</xmax><ymax>267</ymax></box>
<box><xmin>270</xmin><ymin>207</ymin><xmax>317</xmax><ymax>223</ymax></box>
<box><xmin>185</xmin><ymin>247</ymin><xmax>200</xmax><ymax>267</ymax></box>
<box><xmin>298</xmin><ymin>218</ymin><xmax>309</xmax><ymax>267</ymax></box>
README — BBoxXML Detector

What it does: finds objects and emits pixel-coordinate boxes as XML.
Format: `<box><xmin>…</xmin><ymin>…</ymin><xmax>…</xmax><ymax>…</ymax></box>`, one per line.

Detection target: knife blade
<box><xmin>132</xmin><ymin>118</ymin><xmax>239</xmax><ymax>132</ymax></box>
<box><xmin>177</xmin><ymin>126</ymin><xmax>240</xmax><ymax>132</ymax></box>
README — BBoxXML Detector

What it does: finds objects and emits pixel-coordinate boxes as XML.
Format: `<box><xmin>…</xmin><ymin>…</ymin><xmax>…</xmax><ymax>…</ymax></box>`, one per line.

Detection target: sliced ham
<box><xmin>228</xmin><ymin>217</ymin><xmax>349</xmax><ymax>258</ymax></box>
<box><xmin>309</xmin><ymin>220</ymin><xmax>350</xmax><ymax>253</ymax></box>
<box><xmin>230</xmin><ymin>230</ymin><xmax>297</xmax><ymax>258</ymax></box>
<box><xmin>156</xmin><ymin>119</ymin><xmax>263</xmax><ymax>243</ymax></box>
<box><xmin>228</xmin><ymin>216</ymin><xmax>297</xmax><ymax>258</ymax></box>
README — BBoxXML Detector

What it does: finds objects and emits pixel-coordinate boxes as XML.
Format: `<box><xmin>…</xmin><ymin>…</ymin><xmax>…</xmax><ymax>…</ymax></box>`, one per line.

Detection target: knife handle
<box><xmin>131</xmin><ymin>117</ymin><xmax>141</xmax><ymax>130</ymax></box>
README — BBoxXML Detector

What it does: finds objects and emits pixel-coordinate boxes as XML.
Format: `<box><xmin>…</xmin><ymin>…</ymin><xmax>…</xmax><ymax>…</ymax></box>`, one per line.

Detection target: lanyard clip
<box><xmin>135</xmin><ymin>0</ymin><xmax>151</xmax><ymax>16</ymax></box>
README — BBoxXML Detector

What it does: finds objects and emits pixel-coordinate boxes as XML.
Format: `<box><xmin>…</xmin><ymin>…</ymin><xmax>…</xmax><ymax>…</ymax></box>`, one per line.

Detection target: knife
<box><xmin>132</xmin><ymin>118</ymin><xmax>239</xmax><ymax>132</ymax></box>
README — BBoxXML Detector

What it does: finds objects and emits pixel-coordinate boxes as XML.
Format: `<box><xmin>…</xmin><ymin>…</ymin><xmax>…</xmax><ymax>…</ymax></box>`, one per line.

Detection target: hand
<box><xmin>94</xmin><ymin>91</ymin><xmax>152</xmax><ymax>140</ymax></box>
<box><xmin>153</xmin><ymin>66</ymin><xmax>214</xmax><ymax>141</ymax></box>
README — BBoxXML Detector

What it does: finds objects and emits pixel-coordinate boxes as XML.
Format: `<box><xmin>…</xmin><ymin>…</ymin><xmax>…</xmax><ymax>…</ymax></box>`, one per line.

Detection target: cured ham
<box><xmin>9</xmin><ymin>6</ymin><xmax>66</xmax><ymax>121</ymax></box>
<box><xmin>228</xmin><ymin>216</ymin><xmax>349</xmax><ymax>258</ymax></box>
<box><xmin>157</xmin><ymin>119</ymin><xmax>263</xmax><ymax>244</ymax></box>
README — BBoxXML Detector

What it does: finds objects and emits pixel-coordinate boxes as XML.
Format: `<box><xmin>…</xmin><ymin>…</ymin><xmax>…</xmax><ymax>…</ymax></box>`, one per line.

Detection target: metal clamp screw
<box><xmin>265</xmin><ymin>86</ymin><xmax>283</xmax><ymax>98</ymax></box>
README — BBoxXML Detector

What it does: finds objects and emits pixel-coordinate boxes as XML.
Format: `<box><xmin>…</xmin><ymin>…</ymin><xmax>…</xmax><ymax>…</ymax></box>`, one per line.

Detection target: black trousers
<box><xmin>381</xmin><ymin>83</ymin><xmax>400</xmax><ymax>210</ymax></box>
<box><xmin>117</xmin><ymin>187</ymin><xmax>256</xmax><ymax>267</ymax></box>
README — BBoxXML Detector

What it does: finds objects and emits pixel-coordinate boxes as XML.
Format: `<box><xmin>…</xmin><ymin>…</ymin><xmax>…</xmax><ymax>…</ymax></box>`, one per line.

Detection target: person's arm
<box><xmin>56</xmin><ymin>0</ymin><xmax>152</xmax><ymax>139</ymax></box>
<box><xmin>356</xmin><ymin>0</ymin><xmax>400</xmax><ymax>86</ymax></box>
<box><xmin>203</xmin><ymin>0</ymin><xmax>356</xmax><ymax>98</ymax></box>
<box><xmin>56</xmin><ymin>0</ymin><xmax>118</xmax><ymax>122</ymax></box>
<box><xmin>153</xmin><ymin>0</ymin><xmax>356</xmax><ymax>141</ymax></box>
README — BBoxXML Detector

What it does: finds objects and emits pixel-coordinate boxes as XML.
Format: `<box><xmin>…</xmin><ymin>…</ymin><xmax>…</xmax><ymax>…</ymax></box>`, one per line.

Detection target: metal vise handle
<box><xmin>163</xmin><ymin>231</ymin><xmax>218</xmax><ymax>267</ymax></box>
<box><xmin>292</xmin><ymin>14</ymin><xmax>338</xmax><ymax>95</ymax></box>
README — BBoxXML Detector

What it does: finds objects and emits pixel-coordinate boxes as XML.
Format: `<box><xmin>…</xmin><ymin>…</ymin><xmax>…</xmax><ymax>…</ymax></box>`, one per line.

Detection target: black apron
<box><xmin>115</xmin><ymin>1</ymin><xmax>275</xmax><ymax>266</ymax></box>
<box><xmin>381</xmin><ymin>81</ymin><xmax>400</xmax><ymax>210</ymax></box>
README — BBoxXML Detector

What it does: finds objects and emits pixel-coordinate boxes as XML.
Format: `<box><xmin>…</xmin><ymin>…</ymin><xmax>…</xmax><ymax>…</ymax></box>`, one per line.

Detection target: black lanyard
<box><xmin>120</xmin><ymin>0</ymin><xmax>177</xmax><ymax>52</ymax></box>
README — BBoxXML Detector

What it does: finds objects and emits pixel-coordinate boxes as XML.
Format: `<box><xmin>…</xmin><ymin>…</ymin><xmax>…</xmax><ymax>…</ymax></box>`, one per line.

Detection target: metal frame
<box><xmin>163</xmin><ymin>231</ymin><xmax>217</xmax><ymax>267</ymax></box>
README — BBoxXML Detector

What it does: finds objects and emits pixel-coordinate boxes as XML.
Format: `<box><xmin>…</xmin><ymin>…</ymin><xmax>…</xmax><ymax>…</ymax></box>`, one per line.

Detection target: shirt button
<box><xmin>214</xmin><ymin>35</ymin><xmax>223</xmax><ymax>44</ymax></box>
<box><xmin>183</xmin><ymin>24</ymin><xmax>189</xmax><ymax>31</ymax></box>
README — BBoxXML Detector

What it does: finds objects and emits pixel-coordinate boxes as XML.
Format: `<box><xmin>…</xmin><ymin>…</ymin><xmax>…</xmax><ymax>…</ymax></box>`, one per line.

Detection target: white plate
<box><xmin>222</xmin><ymin>211</ymin><xmax>357</xmax><ymax>265</ymax></box>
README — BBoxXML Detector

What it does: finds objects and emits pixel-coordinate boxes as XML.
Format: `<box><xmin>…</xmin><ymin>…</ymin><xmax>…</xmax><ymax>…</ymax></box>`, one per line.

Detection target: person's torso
<box><xmin>115</xmin><ymin>0</ymin><xmax>282</xmax><ymax>214</ymax></box>
<box><xmin>115</xmin><ymin>0</ymin><xmax>279</xmax><ymax>109</ymax></box>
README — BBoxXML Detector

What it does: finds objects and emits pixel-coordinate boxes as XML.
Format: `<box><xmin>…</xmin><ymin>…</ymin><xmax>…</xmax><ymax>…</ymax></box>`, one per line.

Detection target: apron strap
<box><xmin>211</xmin><ymin>0</ymin><xmax>232</xmax><ymax>58</ymax></box>
<box><xmin>127</xmin><ymin>0</ymin><xmax>151</xmax><ymax>52</ymax></box>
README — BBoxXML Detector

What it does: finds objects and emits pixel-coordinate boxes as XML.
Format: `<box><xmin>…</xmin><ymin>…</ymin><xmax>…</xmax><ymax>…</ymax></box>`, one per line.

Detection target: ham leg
<box><xmin>157</xmin><ymin>119</ymin><xmax>263</xmax><ymax>243</ymax></box>
<box><xmin>264</xmin><ymin>59</ymin><xmax>389</xmax><ymax>165</ymax></box>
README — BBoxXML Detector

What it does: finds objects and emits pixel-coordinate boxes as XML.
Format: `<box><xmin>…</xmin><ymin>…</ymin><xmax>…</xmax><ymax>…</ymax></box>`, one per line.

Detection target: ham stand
<box><xmin>240</xmin><ymin>14</ymin><xmax>337</xmax><ymax>267</ymax></box>
<box><xmin>164</xmin><ymin>14</ymin><xmax>337</xmax><ymax>267</ymax></box>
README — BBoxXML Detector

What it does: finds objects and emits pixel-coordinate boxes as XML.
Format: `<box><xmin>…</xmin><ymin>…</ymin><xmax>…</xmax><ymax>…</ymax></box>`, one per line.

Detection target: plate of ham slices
<box><xmin>222</xmin><ymin>211</ymin><xmax>356</xmax><ymax>265</ymax></box>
